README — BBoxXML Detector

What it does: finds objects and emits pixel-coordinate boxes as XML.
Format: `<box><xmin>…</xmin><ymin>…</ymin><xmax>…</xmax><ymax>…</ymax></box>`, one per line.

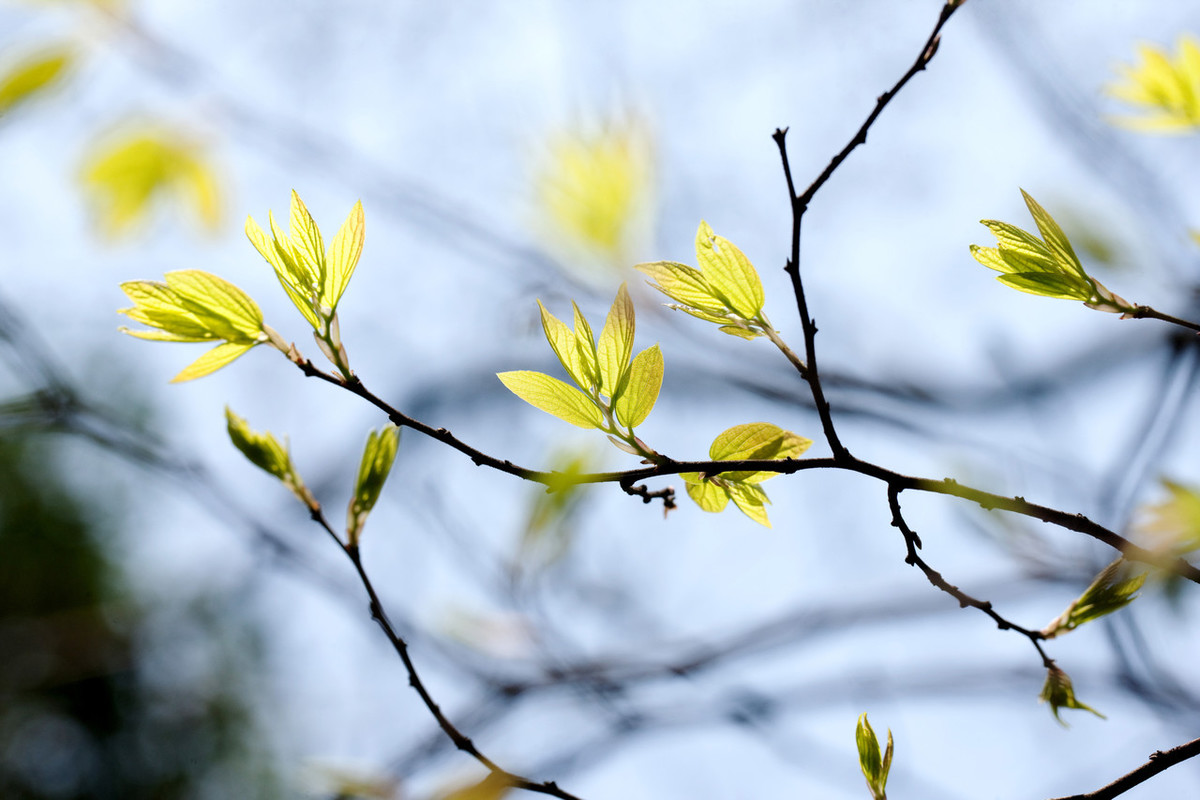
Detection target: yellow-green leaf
<box><xmin>596</xmin><ymin>282</ymin><xmax>635</xmax><ymax>399</ymax></box>
<box><xmin>0</xmin><ymin>46</ymin><xmax>73</xmax><ymax>117</ymax></box>
<box><xmin>856</xmin><ymin>714</ymin><xmax>893</xmax><ymax>800</ymax></box>
<box><xmin>728</xmin><ymin>481</ymin><xmax>772</xmax><ymax>527</ymax></box>
<box><xmin>163</xmin><ymin>270</ymin><xmax>264</xmax><ymax>341</ymax></box>
<box><xmin>572</xmin><ymin>302</ymin><xmax>600</xmax><ymax>388</ymax></box>
<box><xmin>694</xmin><ymin>220</ymin><xmax>765</xmax><ymax>319</ymax></box>
<box><xmin>1021</xmin><ymin>190</ymin><xmax>1085</xmax><ymax>280</ymax></box>
<box><xmin>613</xmin><ymin>343</ymin><xmax>662</xmax><ymax>429</ymax></box>
<box><xmin>119</xmin><ymin>280</ymin><xmax>216</xmax><ymax>342</ymax></box>
<box><xmin>1039</xmin><ymin>665</ymin><xmax>1105</xmax><ymax>726</ymax></box>
<box><xmin>347</xmin><ymin>425</ymin><xmax>401</xmax><ymax>546</ymax></box>
<box><xmin>498</xmin><ymin>370</ymin><xmax>603</xmax><ymax>429</ymax></box>
<box><xmin>171</xmin><ymin>341</ymin><xmax>255</xmax><ymax>383</ymax></box>
<box><xmin>325</xmin><ymin>199</ymin><xmax>365</xmax><ymax>309</ymax></box>
<box><xmin>709</xmin><ymin>422</ymin><xmax>811</xmax><ymax>483</ymax></box>
<box><xmin>538</xmin><ymin>300</ymin><xmax>588</xmax><ymax>388</ymax></box>
<box><xmin>997</xmin><ymin>272</ymin><xmax>1092</xmax><ymax>301</ymax></box>
<box><xmin>288</xmin><ymin>190</ymin><xmax>326</xmax><ymax>294</ymax></box>
<box><xmin>636</xmin><ymin>260</ymin><xmax>726</xmax><ymax>311</ymax></box>
<box><xmin>1042</xmin><ymin>559</ymin><xmax>1146</xmax><ymax>638</ymax></box>
<box><xmin>1106</xmin><ymin>35</ymin><xmax>1200</xmax><ymax>133</ymax></box>
<box><xmin>224</xmin><ymin>406</ymin><xmax>316</xmax><ymax>509</ymax></box>
<box><xmin>683</xmin><ymin>475</ymin><xmax>729</xmax><ymax>512</ymax></box>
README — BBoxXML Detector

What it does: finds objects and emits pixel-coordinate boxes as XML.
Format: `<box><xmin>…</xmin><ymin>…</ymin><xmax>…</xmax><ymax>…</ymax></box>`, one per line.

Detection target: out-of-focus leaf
<box><xmin>497</xmin><ymin>370</ymin><xmax>603</xmax><ymax>429</ymax></box>
<box><xmin>596</xmin><ymin>283</ymin><xmax>635</xmax><ymax>400</ymax></box>
<box><xmin>1106</xmin><ymin>35</ymin><xmax>1200</xmax><ymax>133</ymax></box>
<box><xmin>535</xmin><ymin>117</ymin><xmax>653</xmax><ymax>263</ymax></box>
<box><xmin>856</xmin><ymin>713</ymin><xmax>893</xmax><ymax>800</ymax></box>
<box><xmin>81</xmin><ymin>127</ymin><xmax>222</xmax><ymax>236</ymax></box>
<box><xmin>0</xmin><ymin>45</ymin><xmax>74</xmax><ymax>117</ymax></box>
<box><xmin>1039</xmin><ymin>665</ymin><xmax>1105</xmax><ymax>726</ymax></box>
<box><xmin>438</xmin><ymin>772</ymin><xmax>514</xmax><ymax>800</ymax></box>
<box><xmin>1138</xmin><ymin>478</ymin><xmax>1200</xmax><ymax>554</ymax></box>
<box><xmin>612</xmin><ymin>344</ymin><xmax>662</xmax><ymax>429</ymax></box>
<box><xmin>346</xmin><ymin>425</ymin><xmax>400</xmax><ymax>547</ymax></box>
<box><xmin>1042</xmin><ymin>559</ymin><xmax>1146</xmax><ymax>638</ymax></box>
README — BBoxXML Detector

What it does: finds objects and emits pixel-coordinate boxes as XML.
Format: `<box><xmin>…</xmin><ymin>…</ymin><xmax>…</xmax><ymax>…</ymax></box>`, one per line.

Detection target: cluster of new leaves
<box><xmin>228</xmin><ymin>408</ymin><xmax>400</xmax><ymax>547</ymax></box>
<box><xmin>119</xmin><ymin>192</ymin><xmax>363</xmax><ymax>382</ymax></box>
<box><xmin>246</xmin><ymin>191</ymin><xmax>365</xmax><ymax>379</ymax></box>
<box><xmin>1106</xmin><ymin>34</ymin><xmax>1200</xmax><ymax>133</ymax></box>
<box><xmin>855</xmin><ymin>714</ymin><xmax>893</xmax><ymax>800</ymax></box>
<box><xmin>681</xmin><ymin>423</ymin><xmax>810</xmax><ymax>527</ymax></box>
<box><xmin>498</xmin><ymin>283</ymin><xmax>664</xmax><ymax>460</ymax></box>
<box><xmin>970</xmin><ymin>190</ymin><xmax>1132</xmax><ymax>313</ymax></box>
<box><xmin>118</xmin><ymin>270</ymin><xmax>286</xmax><ymax>382</ymax></box>
<box><xmin>637</xmin><ymin>221</ymin><xmax>771</xmax><ymax>340</ymax></box>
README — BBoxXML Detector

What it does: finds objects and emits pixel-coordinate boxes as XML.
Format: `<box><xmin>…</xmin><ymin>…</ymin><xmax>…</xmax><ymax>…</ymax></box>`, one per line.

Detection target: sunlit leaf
<box><xmin>694</xmin><ymin>220</ymin><xmax>765</xmax><ymax>319</ymax></box>
<box><xmin>0</xmin><ymin>46</ymin><xmax>74</xmax><ymax>117</ymax></box>
<box><xmin>1106</xmin><ymin>35</ymin><xmax>1200</xmax><ymax>133</ymax></box>
<box><xmin>1138</xmin><ymin>478</ymin><xmax>1200</xmax><ymax>554</ymax></box>
<box><xmin>325</xmin><ymin>199</ymin><xmax>365</xmax><ymax>310</ymax></box>
<box><xmin>596</xmin><ymin>283</ymin><xmax>635</xmax><ymax>400</ymax></box>
<box><xmin>727</xmin><ymin>481</ymin><xmax>771</xmax><ymax>527</ymax></box>
<box><xmin>438</xmin><ymin>772</ymin><xmax>514</xmax><ymax>800</ymax></box>
<box><xmin>683</xmin><ymin>474</ymin><xmax>730</xmax><ymax>512</ymax></box>
<box><xmin>1039</xmin><ymin>665</ymin><xmax>1105</xmax><ymax>726</ymax></box>
<box><xmin>346</xmin><ymin>425</ymin><xmax>401</xmax><ymax>546</ymax></box>
<box><xmin>613</xmin><ymin>344</ymin><xmax>662</xmax><ymax>429</ymax></box>
<box><xmin>497</xmin><ymin>370</ymin><xmax>603</xmax><ymax>429</ymax></box>
<box><xmin>1021</xmin><ymin>190</ymin><xmax>1085</xmax><ymax>280</ymax></box>
<box><xmin>288</xmin><ymin>190</ymin><xmax>327</xmax><ymax>296</ymax></box>
<box><xmin>571</xmin><ymin>302</ymin><xmax>600</xmax><ymax>389</ymax></box>
<box><xmin>163</xmin><ymin>270</ymin><xmax>264</xmax><ymax>341</ymax></box>
<box><xmin>997</xmin><ymin>272</ymin><xmax>1092</xmax><ymax>301</ymax></box>
<box><xmin>1042</xmin><ymin>559</ymin><xmax>1146</xmax><ymax>638</ymax></box>
<box><xmin>537</xmin><ymin>300</ymin><xmax>588</xmax><ymax>388</ymax></box>
<box><xmin>171</xmin><ymin>341</ymin><xmax>254</xmax><ymax>383</ymax></box>
<box><xmin>81</xmin><ymin>127</ymin><xmax>222</xmax><ymax>237</ymax></box>
<box><xmin>636</xmin><ymin>260</ymin><xmax>726</xmax><ymax>311</ymax></box>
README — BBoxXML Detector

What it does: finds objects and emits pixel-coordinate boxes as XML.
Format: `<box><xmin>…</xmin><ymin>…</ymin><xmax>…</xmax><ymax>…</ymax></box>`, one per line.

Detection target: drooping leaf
<box><xmin>346</xmin><ymin>425</ymin><xmax>401</xmax><ymax>546</ymax></box>
<box><xmin>596</xmin><ymin>283</ymin><xmax>636</xmax><ymax>400</ymax></box>
<box><xmin>0</xmin><ymin>46</ymin><xmax>73</xmax><ymax>117</ymax></box>
<box><xmin>1039</xmin><ymin>665</ymin><xmax>1105</xmax><ymax>726</ymax></box>
<box><xmin>1042</xmin><ymin>559</ymin><xmax>1146</xmax><ymax>638</ymax></box>
<box><xmin>497</xmin><ymin>370</ymin><xmax>603</xmax><ymax>429</ymax></box>
<box><xmin>613</xmin><ymin>344</ymin><xmax>663</xmax><ymax>429</ymax></box>
<box><xmin>694</xmin><ymin>220</ymin><xmax>765</xmax><ymax>319</ymax></box>
<box><xmin>683</xmin><ymin>475</ymin><xmax>730</xmax><ymax>512</ymax></box>
<box><xmin>727</xmin><ymin>481</ymin><xmax>772</xmax><ymax>527</ymax></box>
<box><xmin>171</xmin><ymin>341</ymin><xmax>255</xmax><ymax>383</ymax></box>
<box><xmin>324</xmin><ymin>199</ymin><xmax>365</xmax><ymax>310</ymax></box>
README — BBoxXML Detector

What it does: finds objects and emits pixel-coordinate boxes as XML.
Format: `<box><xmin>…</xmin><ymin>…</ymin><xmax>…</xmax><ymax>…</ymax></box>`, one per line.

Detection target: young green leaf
<box><xmin>1021</xmin><ymin>190</ymin><xmax>1084</xmax><ymax>279</ymax></box>
<box><xmin>497</xmin><ymin>370</ymin><xmax>604</xmax><ymax>429</ymax></box>
<box><xmin>596</xmin><ymin>283</ymin><xmax>636</xmax><ymax>400</ymax></box>
<box><xmin>709</xmin><ymin>422</ymin><xmax>811</xmax><ymax>483</ymax></box>
<box><xmin>288</xmin><ymin>190</ymin><xmax>327</xmax><ymax>291</ymax></box>
<box><xmin>225</xmin><ymin>407</ymin><xmax>316</xmax><ymax>510</ymax></box>
<box><xmin>162</xmin><ymin>270</ymin><xmax>265</xmax><ymax>342</ymax></box>
<box><xmin>171</xmin><ymin>341</ymin><xmax>255</xmax><ymax>383</ymax></box>
<box><xmin>727</xmin><ymin>482</ymin><xmax>771</xmax><ymax>528</ymax></box>
<box><xmin>1039</xmin><ymin>665</ymin><xmax>1105</xmax><ymax>726</ymax></box>
<box><xmin>682</xmin><ymin>475</ymin><xmax>730</xmax><ymax>512</ymax></box>
<box><xmin>612</xmin><ymin>344</ymin><xmax>663</xmax><ymax>429</ymax></box>
<box><xmin>537</xmin><ymin>301</ymin><xmax>589</xmax><ymax>388</ymax></box>
<box><xmin>694</xmin><ymin>220</ymin><xmax>765</xmax><ymax>319</ymax></box>
<box><xmin>325</xmin><ymin>199</ymin><xmax>365</xmax><ymax>311</ymax></box>
<box><xmin>636</xmin><ymin>260</ymin><xmax>726</xmax><ymax>312</ymax></box>
<box><xmin>855</xmin><ymin>713</ymin><xmax>893</xmax><ymax>800</ymax></box>
<box><xmin>1042</xmin><ymin>559</ymin><xmax>1146</xmax><ymax>638</ymax></box>
<box><xmin>571</xmin><ymin>302</ymin><xmax>600</xmax><ymax>389</ymax></box>
<box><xmin>346</xmin><ymin>425</ymin><xmax>401</xmax><ymax>547</ymax></box>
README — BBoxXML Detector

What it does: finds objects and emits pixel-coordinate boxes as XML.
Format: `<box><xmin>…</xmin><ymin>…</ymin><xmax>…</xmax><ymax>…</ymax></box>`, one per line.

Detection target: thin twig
<box><xmin>1128</xmin><ymin>305</ymin><xmax>1200</xmax><ymax>334</ymax></box>
<box><xmin>307</xmin><ymin>508</ymin><xmax>585</xmax><ymax>800</ymax></box>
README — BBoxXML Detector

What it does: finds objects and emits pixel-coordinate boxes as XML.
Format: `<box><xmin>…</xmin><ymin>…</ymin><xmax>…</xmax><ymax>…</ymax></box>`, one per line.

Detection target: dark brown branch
<box><xmin>1047</xmin><ymin>735</ymin><xmax>1200</xmax><ymax>800</ymax></box>
<box><xmin>888</xmin><ymin>485</ymin><xmax>1053</xmax><ymax>667</ymax></box>
<box><xmin>1128</xmin><ymin>304</ymin><xmax>1200</xmax><ymax>334</ymax></box>
<box><xmin>307</xmin><ymin>509</ymin><xmax>584</xmax><ymax>800</ymax></box>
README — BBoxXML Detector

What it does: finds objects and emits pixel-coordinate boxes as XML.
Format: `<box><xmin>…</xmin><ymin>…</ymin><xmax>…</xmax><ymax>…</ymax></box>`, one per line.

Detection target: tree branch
<box><xmin>1047</xmin><ymin>735</ymin><xmax>1200</xmax><ymax>800</ymax></box>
